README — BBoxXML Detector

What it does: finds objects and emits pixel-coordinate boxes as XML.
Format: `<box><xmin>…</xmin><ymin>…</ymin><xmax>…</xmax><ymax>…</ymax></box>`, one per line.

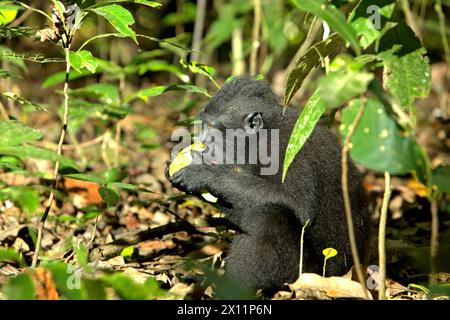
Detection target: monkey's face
<box><xmin>195</xmin><ymin>97</ymin><xmax>280</xmax><ymax>173</ymax></box>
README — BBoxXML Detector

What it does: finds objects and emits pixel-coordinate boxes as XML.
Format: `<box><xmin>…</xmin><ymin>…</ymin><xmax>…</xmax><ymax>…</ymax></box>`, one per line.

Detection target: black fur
<box><xmin>167</xmin><ymin>76</ymin><xmax>369</xmax><ymax>290</ymax></box>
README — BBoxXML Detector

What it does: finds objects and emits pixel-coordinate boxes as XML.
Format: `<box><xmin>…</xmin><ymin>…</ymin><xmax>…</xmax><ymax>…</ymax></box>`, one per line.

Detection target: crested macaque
<box><xmin>167</xmin><ymin>76</ymin><xmax>369</xmax><ymax>290</ymax></box>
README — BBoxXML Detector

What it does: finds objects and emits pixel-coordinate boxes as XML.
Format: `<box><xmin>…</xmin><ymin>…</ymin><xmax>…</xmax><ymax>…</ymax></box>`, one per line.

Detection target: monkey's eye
<box><xmin>244</xmin><ymin>112</ymin><xmax>263</xmax><ymax>132</ymax></box>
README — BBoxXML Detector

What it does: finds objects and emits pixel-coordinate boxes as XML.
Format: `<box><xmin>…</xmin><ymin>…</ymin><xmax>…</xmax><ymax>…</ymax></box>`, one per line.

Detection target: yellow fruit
<box><xmin>169</xmin><ymin>142</ymin><xmax>218</xmax><ymax>203</ymax></box>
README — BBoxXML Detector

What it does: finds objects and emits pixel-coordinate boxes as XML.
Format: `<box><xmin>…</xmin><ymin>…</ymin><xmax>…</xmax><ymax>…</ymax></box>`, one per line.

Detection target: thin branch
<box><xmin>299</xmin><ymin>219</ymin><xmax>310</xmax><ymax>277</ymax></box>
<box><xmin>341</xmin><ymin>100</ymin><xmax>368</xmax><ymax>299</ymax></box>
<box><xmin>191</xmin><ymin>0</ymin><xmax>207</xmax><ymax>63</ymax></box>
<box><xmin>250</xmin><ymin>0</ymin><xmax>262</xmax><ymax>76</ymax></box>
<box><xmin>378</xmin><ymin>172</ymin><xmax>391</xmax><ymax>300</ymax></box>
<box><xmin>32</xmin><ymin>46</ymin><xmax>71</xmax><ymax>267</ymax></box>
<box><xmin>430</xmin><ymin>199</ymin><xmax>439</xmax><ymax>285</ymax></box>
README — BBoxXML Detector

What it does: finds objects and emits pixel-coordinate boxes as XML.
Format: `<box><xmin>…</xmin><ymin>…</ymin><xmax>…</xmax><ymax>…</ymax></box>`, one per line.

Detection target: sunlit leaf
<box><xmin>283</xmin><ymin>89</ymin><xmax>327</xmax><ymax>181</ymax></box>
<box><xmin>91</xmin><ymin>4</ymin><xmax>137</xmax><ymax>43</ymax></box>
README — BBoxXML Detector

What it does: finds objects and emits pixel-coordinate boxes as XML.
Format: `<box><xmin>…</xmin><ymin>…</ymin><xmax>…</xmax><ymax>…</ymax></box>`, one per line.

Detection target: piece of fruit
<box><xmin>169</xmin><ymin>142</ymin><xmax>218</xmax><ymax>203</ymax></box>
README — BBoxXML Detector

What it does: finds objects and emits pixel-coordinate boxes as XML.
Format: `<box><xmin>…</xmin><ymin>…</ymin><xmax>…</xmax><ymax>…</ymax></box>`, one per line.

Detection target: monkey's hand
<box><xmin>169</xmin><ymin>162</ymin><xmax>214</xmax><ymax>194</ymax></box>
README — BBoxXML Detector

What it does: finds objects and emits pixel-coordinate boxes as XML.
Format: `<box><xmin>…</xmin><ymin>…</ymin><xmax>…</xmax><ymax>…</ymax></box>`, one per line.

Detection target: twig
<box><xmin>400</xmin><ymin>0</ymin><xmax>422</xmax><ymax>39</ymax></box>
<box><xmin>191</xmin><ymin>0</ymin><xmax>207</xmax><ymax>63</ymax></box>
<box><xmin>299</xmin><ymin>219</ymin><xmax>310</xmax><ymax>277</ymax></box>
<box><xmin>341</xmin><ymin>100</ymin><xmax>368</xmax><ymax>299</ymax></box>
<box><xmin>430</xmin><ymin>199</ymin><xmax>439</xmax><ymax>285</ymax></box>
<box><xmin>378</xmin><ymin>172</ymin><xmax>391</xmax><ymax>300</ymax></box>
<box><xmin>250</xmin><ymin>0</ymin><xmax>261</xmax><ymax>76</ymax></box>
<box><xmin>232</xmin><ymin>27</ymin><xmax>245</xmax><ymax>76</ymax></box>
<box><xmin>32</xmin><ymin>46</ymin><xmax>71</xmax><ymax>267</ymax></box>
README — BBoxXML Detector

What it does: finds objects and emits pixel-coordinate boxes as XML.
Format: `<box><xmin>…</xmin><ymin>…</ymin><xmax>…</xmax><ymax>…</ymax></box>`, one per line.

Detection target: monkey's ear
<box><xmin>244</xmin><ymin>112</ymin><xmax>264</xmax><ymax>133</ymax></box>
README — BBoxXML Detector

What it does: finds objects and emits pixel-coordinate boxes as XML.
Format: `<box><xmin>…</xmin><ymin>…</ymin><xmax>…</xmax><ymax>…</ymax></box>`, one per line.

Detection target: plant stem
<box><xmin>250</xmin><ymin>0</ymin><xmax>261</xmax><ymax>76</ymax></box>
<box><xmin>191</xmin><ymin>0</ymin><xmax>206</xmax><ymax>63</ymax></box>
<box><xmin>430</xmin><ymin>199</ymin><xmax>439</xmax><ymax>285</ymax></box>
<box><xmin>299</xmin><ymin>219</ymin><xmax>310</xmax><ymax>278</ymax></box>
<box><xmin>341</xmin><ymin>100</ymin><xmax>368</xmax><ymax>299</ymax></box>
<box><xmin>32</xmin><ymin>45</ymin><xmax>71</xmax><ymax>267</ymax></box>
<box><xmin>378</xmin><ymin>172</ymin><xmax>391</xmax><ymax>300</ymax></box>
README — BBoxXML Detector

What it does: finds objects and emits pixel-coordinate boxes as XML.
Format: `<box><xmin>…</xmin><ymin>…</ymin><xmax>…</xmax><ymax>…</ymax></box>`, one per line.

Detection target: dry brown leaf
<box><xmin>288</xmin><ymin>273</ymin><xmax>372</xmax><ymax>299</ymax></box>
<box><xmin>64</xmin><ymin>177</ymin><xmax>103</xmax><ymax>206</ymax></box>
<box><xmin>29</xmin><ymin>268</ymin><xmax>59</xmax><ymax>300</ymax></box>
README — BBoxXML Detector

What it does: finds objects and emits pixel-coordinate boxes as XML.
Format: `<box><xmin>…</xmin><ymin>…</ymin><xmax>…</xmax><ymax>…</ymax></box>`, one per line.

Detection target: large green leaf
<box><xmin>69</xmin><ymin>50</ymin><xmax>99</xmax><ymax>73</ymax></box>
<box><xmin>348</xmin><ymin>0</ymin><xmax>396</xmax><ymax>49</ymax></box>
<box><xmin>284</xmin><ymin>33</ymin><xmax>342</xmax><ymax>106</ymax></box>
<box><xmin>292</xmin><ymin>0</ymin><xmax>360</xmax><ymax>55</ymax></box>
<box><xmin>431</xmin><ymin>165</ymin><xmax>450</xmax><ymax>194</ymax></box>
<box><xmin>0</xmin><ymin>186</ymin><xmax>39</xmax><ymax>214</ymax></box>
<box><xmin>0</xmin><ymin>120</ymin><xmax>42</xmax><ymax>147</ymax></box>
<box><xmin>340</xmin><ymin>99</ymin><xmax>428</xmax><ymax>177</ymax></box>
<box><xmin>64</xmin><ymin>173</ymin><xmax>105</xmax><ymax>184</ymax></box>
<box><xmin>91</xmin><ymin>4</ymin><xmax>137</xmax><ymax>43</ymax></box>
<box><xmin>282</xmin><ymin>89</ymin><xmax>327</xmax><ymax>181</ymax></box>
<box><xmin>88</xmin><ymin>0</ymin><xmax>162</xmax><ymax>9</ymax></box>
<box><xmin>0</xmin><ymin>145</ymin><xmax>76</xmax><ymax>168</ymax></box>
<box><xmin>318</xmin><ymin>55</ymin><xmax>373</xmax><ymax>108</ymax></box>
<box><xmin>378</xmin><ymin>46</ymin><xmax>431</xmax><ymax>116</ymax></box>
<box><xmin>98</xmin><ymin>186</ymin><xmax>120</xmax><ymax>206</ymax></box>
<box><xmin>125</xmin><ymin>84</ymin><xmax>209</xmax><ymax>103</ymax></box>
<box><xmin>4</xmin><ymin>273</ymin><xmax>36</xmax><ymax>300</ymax></box>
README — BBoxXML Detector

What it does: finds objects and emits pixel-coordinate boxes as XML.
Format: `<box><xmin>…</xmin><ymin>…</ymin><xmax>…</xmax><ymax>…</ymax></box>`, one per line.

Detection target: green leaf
<box><xmin>348</xmin><ymin>0</ymin><xmax>396</xmax><ymax>49</ymax></box>
<box><xmin>318</xmin><ymin>55</ymin><xmax>374</xmax><ymax>108</ymax></box>
<box><xmin>98</xmin><ymin>186</ymin><xmax>120</xmax><ymax>206</ymax></box>
<box><xmin>282</xmin><ymin>89</ymin><xmax>327</xmax><ymax>181</ymax></box>
<box><xmin>89</xmin><ymin>0</ymin><xmax>162</xmax><ymax>9</ymax></box>
<box><xmin>110</xmin><ymin>182</ymin><xmax>155</xmax><ymax>193</ymax></box>
<box><xmin>0</xmin><ymin>4</ymin><xmax>19</xmax><ymax>25</ymax></box>
<box><xmin>64</xmin><ymin>173</ymin><xmax>105</xmax><ymax>184</ymax></box>
<box><xmin>2</xmin><ymin>93</ymin><xmax>45</xmax><ymax>111</ymax></box>
<box><xmin>70</xmin><ymin>83</ymin><xmax>120</xmax><ymax>104</ymax></box>
<box><xmin>0</xmin><ymin>186</ymin><xmax>39</xmax><ymax>214</ymax></box>
<box><xmin>378</xmin><ymin>46</ymin><xmax>431</xmax><ymax>116</ymax></box>
<box><xmin>125</xmin><ymin>84</ymin><xmax>209</xmax><ymax>103</ymax></box>
<box><xmin>340</xmin><ymin>99</ymin><xmax>428</xmax><ymax>177</ymax></box>
<box><xmin>70</xmin><ymin>50</ymin><xmax>99</xmax><ymax>73</ymax></box>
<box><xmin>43</xmin><ymin>69</ymin><xmax>93</xmax><ymax>88</ymax></box>
<box><xmin>4</xmin><ymin>274</ymin><xmax>36</xmax><ymax>300</ymax></box>
<box><xmin>75</xmin><ymin>242</ymin><xmax>89</xmax><ymax>267</ymax></box>
<box><xmin>0</xmin><ymin>248</ymin><xmax>26</xmax><ymax>267</ymax></box>
<box><xmin>431</xmin><ymin>165</ymin><xmax>450</xmax><ymax>194</ymax></box>
<box><xmin>0</xmin><ymin>145</ymin><xmax>77</xmax><ymax>168</ymax></box>
<box><xmin>101</xmin><ymin>273</ymin><xmax>151</xmax><ymax>300</ymax></box>
<box><xmin>43</xmin><ymin>261</ymin><xmax>83</xmax><ymax>300</ymax></box>
<box><xmin>120</xmin><ymin>245</ymin><xmax>134</xmax><ymax>258</ymax></box>
<box><xmin>0</xmin><ymin>120</ymin><xmax>42</xmax><ymax>147</ymax></box>
<box><xmin>291</xmin><ymin>0</ymin><xmax>360</xmax><ymax>55</ymax></box>
<box><xmin>103</xmin><ymin>167</ymin><xmax>126</xmax><ymax>183</ymax></box>
<box><xmin>91</xmin><ymin>5</ymin><xmax>137</xmax><ymax>43</ymax></box>
<box><xmin>284</xmin><ymin>33</ymin><xmax>342</xmax><ymax>106</ymax></box>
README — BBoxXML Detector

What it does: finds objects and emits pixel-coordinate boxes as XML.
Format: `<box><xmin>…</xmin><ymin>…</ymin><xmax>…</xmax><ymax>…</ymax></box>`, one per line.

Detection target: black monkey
<box><xmin>167</xmin><ymin>76</ymin><xmax>369</xmax><ymax>290</ymax></box>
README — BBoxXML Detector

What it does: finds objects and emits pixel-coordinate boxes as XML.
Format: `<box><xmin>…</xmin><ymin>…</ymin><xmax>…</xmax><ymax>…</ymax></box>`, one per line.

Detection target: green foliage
<box><xmin>318</xmin><ymin>55</ymin><xmax>374</xmax><ymax>108</ymax></box>
<box><xmin>284</xmin><ymin>33</ymin><xmax>342</xmax><ymax>106</ymax></box>
<box><xmin>3</xmin><ymin>274</ymin><xmax>36</xmax><ymax>300</ymax></box>
<box><xmin>291</xmin><ymin>0</ymin><xmax>361</xmax><ymax>55</ymax></box>
<box><xmin>91</xmin><ymin>4</ymin><xmax>137</xmax><ymax>43</ymax></box>
<box><xmin>282</xmin><ymin>89</ymin><xmax>327</xmax><ymax>181</ymax></box>
<box><xmin>340</xmin><ymin>99</ymin><xmax>428</xmax><ymax>177</ymax></box>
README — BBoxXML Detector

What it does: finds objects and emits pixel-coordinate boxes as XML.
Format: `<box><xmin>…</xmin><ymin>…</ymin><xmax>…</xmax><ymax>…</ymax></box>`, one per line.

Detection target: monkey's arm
<box><xmin>169</xmin><ymin>163</ymin><xmax>315</xmax><ymax>224</ymax></box>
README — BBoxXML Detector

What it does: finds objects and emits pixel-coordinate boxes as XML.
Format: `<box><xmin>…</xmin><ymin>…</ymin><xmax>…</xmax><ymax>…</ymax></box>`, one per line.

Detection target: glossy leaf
<box><xmin>282</xmin><ymin>89</ymin><xmax>327</xmax><ymax>181</ymax></box>
<box><xmin>284</xmin><ymin>34</ymin><xmax>342</xmax><ymax>106</ymax></box>
<box><xmin>91</xmin><ymin>5</ymin><xmax>137</xmax><ymax>43</ymax></box>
